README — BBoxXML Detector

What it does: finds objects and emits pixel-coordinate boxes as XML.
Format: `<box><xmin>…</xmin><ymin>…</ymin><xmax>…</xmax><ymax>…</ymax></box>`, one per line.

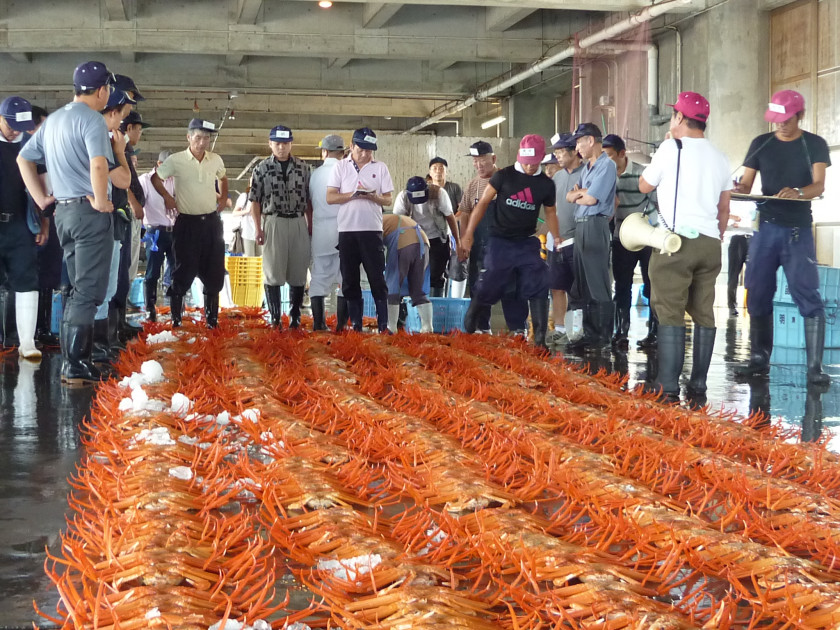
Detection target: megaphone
<box><xmin>619</xmin><ymin>212</ymin><xmax>681</xmax><ymax>255</ymax></box>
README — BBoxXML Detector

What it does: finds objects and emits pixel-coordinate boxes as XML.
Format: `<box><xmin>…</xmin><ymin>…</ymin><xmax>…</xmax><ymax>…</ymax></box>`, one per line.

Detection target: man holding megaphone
<box><xmin>638</xmin><ymin>92</ymin><xmax>732</xmax><ymax>404</ymax></box>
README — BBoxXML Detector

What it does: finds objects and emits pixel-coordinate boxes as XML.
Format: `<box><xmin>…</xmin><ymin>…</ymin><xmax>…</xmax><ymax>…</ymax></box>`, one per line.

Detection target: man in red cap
<box><xmin>733</xmin><ymin>90</ymin><xmax>831</xmax><ymax>387</ymax></box>
<box><xmin>639</xmin><ymin>91</ymin><xmax>732</xmax><ymax>404</ymax></box>
<box><xmin>458</xmin><ymin>134</ymin><xmax>558</xmax><ymax>347</ymax></box>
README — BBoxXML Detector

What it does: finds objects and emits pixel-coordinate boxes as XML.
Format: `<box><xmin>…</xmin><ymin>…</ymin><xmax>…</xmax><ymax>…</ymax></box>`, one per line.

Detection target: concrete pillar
<box><xmin>509</xmin><ymin>92</ymin><xmax>557</xmax><ymax>141</ymax></box>
<box><xmin>705</xmin><ymin>0</ymin><xmax>770</xmax><ymax>167</ymax></box>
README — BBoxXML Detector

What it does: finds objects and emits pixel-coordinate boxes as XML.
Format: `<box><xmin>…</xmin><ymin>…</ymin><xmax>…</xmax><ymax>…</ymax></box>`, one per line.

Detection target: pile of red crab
<box><xmin>39</xmin><ymin>308</ymin><xmax>840</xmax><ymax>630</ymax></box>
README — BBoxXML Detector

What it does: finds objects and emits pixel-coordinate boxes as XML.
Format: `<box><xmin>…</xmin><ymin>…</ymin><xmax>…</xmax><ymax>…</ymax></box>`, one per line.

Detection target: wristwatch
<box><xmin>794</xmin><ymin>187</ymin><xmax>804</xmax><ymax>198</ymax></box>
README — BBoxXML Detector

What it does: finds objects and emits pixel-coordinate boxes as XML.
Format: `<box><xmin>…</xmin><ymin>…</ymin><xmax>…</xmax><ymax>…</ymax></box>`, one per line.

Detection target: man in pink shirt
<box><xmin>326</xmin><ymin>128</ymin><xmax>394</xmax><ymax>332</ymax></box>
<box><xmin>138</xmin><ymin>150</ymin><xmax>176</xmax><ymax>322</ymax></box>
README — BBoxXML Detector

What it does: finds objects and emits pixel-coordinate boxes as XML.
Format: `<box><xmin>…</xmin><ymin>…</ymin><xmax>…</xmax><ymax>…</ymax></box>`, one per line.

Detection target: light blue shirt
<box><xmin>576</xmin><ymin>151</ymin><xmax>617</xmax><ymax>219</ymax></box>
<box><xmin>19</xmin><ymin>101</ymin><xmax>113</xmax><ymax>200</ymax></box>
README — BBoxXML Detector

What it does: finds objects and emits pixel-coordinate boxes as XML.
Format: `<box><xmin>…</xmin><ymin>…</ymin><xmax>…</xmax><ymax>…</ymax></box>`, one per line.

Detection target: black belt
<box><xmin>56</xmin><ymin>197</ymin><xmax>88</xmax><ymax>206</ymax></box>
<box><xmin>179</xmin><ymin>213</ymin><xmax>219</xmax><ymax>220</ymax></box>
<box><xmin>265</xmin><ymin>212</ymin><xmax>305</xmax><ymax>218</ymax></box>
<box><xmin>574</xmin><ymin>214</ymin><xmax>608</xmax><ymax>223</ymax></box>
<box><xmin>149</xmin><ymin>225</ymin><xmax>175</xmax><ymax>232</ymax></box>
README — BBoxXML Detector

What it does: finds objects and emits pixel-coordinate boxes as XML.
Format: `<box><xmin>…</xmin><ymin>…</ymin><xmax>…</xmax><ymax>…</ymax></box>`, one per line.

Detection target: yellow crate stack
<box><xmin>225</xmin><ymin>256</ymin><xmax>265</xmax><ymax>307</ymax></box>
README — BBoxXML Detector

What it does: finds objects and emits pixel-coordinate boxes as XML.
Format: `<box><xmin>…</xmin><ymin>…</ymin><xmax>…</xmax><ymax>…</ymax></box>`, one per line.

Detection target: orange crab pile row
<box><xmin>42</xmin><ymin>309</ymin><xmax>840</xmax><ymax>629</ymax></box>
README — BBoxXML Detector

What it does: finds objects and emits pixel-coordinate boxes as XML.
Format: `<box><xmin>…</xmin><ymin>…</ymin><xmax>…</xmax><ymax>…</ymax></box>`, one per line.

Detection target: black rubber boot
<box><xmin>1</xmin><ymin>289</ymin><xmax>19</xmax><ymax>347</ymax></box>
<box><xmin>801</xmin><ymin>384</ymin><xmax>825</xmax><ymax>443</ymax></box>
<box><xmin>170</xmin><ymin>294</ymin><xmax>184</xmax><ymax>328</ymax></box>
<box><xmin>734</xmin><ymin>315</ymin><xmax>773</xmax><ymax>378</ymax></box>
<box><xmin>264</xmin><ymin>285</ymin><xmax>283</xmax><ymax>328</ymax></box>
<box><xmin>597</xmin><ymin>301</ymin><xmax>615</xmax><ymax>348</ymax></box>
<box><xmin>566</xmin><ymin>305</ymin><xmax>607</xmax><ymax>354</ymax></box>
<box><xmin>805</xmin><ymin>316</ymin><xmax>831</xmax><ymax>388</ymax></box>
<box><xmin>654</xmin><ymin>325</ymin><xmax>685</xmax><ymax>403</ymax></box>
<box><xmin>144</xmin><ymin>281</ymin><xmax>157</xmax><ymax>322</ymax></box>
<box><xmin>429</xmin><ymin>287</ymin><xmax>444</xmax><ymax>298</ymax></box>
<box><xmin>60</xmin><ymin>322</ymin><xmax>103</xmax><ymax>385</ymax></box>
<box><xmin>289</xmin><ymin>285</ymin><xmax>305</xmax><ymax>329</ymax></box>
<box><xmin>204</xmin><ymin>293</ymin><xmax>219</xmax><ymax>329</ymax></box>
<box><xmin>117</xmin><ymin>304</ymin><xmax>142</xmax><ymax>342</ymax></box>
<box><xmin>374</xmin><ymin>297</ymin><xmax>389</xmax><ymax>333</ymax></box>
<box><xmin>748</xmin><ymin>378</ymin><xmax>771</xmax><ymax>425</ymax></box>
<box><xmin>528</xmin><ymin>297</ymin><xmax>549</xmax><ymax>349</ymax></box>
<box><xmin>91</xmin><ymin>317</ymin><xmax>112</xmax><ymax>365</ymax></box>
<box><xmin>397</xmin><ymin>301</ymin><xmax>408</xmax><ymax>331</ymax></box>
<box><xmin>611</xmin><ymin>306</ymin><xmax>630</xmax><ymax>348</ymax></box>
<box><xmin>35</xmin><ymin>289</ymin><xmax>60</xmax><ymax>346</ymax></box>
<box><xmin>348</xmin><ymin>298</ymin><xmax>364</xmax><ymax>332</ymax></box>
<box><xmin>686</xmin><ymin>326</ymin><xmax>716</xmax><ymax>398</ymax></box>
<box><xmin>108</xmin><ymin>305</ymin><xmax>126</xmax><ymax>352</ymax></box>
<box><xmin>463</xmin><ymin>298</ymin><xmax>484</xmax><ymax>334</ymax></box>
<box><xmin>335</xmin><ymin>296</ymin><xmax>349</xmax><ymax>332</ymax></box>
<box><xmin>637</xmin><ymin>311</ymin><xmax>658</xmax><ymax>349</ymax></box>
<box><xmin>311</xmin><ymin>296</ymin><xmax>327</xmax><ymax>331</ymax></box>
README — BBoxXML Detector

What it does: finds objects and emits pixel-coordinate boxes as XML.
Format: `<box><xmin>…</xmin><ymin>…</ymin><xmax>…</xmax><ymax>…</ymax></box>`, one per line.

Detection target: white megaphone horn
<box><xmin>619</xmin><ymin>212</ymin><xmax>682</xmax><ymax>255</ymax></box>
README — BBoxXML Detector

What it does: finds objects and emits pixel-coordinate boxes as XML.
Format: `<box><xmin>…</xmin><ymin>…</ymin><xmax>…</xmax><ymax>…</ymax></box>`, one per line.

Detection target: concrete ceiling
<box><xmin>0</xmin><ymin>0</ymin><xmax>660</xmax><ymax>174</ymax></box>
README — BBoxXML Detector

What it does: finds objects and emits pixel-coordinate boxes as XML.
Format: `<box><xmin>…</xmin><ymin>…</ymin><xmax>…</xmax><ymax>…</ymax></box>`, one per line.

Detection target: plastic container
<box><xmin>51</xmin><ymin>291</ymin><xmax>63</xmax><ymax>335</ymax></box>
<box><xmin>362</xmin><ymin>290</ymin><xmax>420</xmax><ymax>332</ymax></box>
<box><xmin>774</xmin><ymin>265</ymin><xmax>840</xmax><ymax>306</ymax></box>
<box><xmin>773</xmin><ymin>301</ymin><xmax>840</xmax><ymax>350</ymax></box>
<box><xmin>225</xmin><ymin>256</ymin><xmax>265</xmax><ymax>307</ymax></box>
<box><xmin>128</xmin><ymin>277</ymin><xmax>144</xmax><ymax>308</ymax></box>
<box><xmin>429</xmin><ymin>297</ymin><xmax>470</xmax><ymax>334</ymax></box>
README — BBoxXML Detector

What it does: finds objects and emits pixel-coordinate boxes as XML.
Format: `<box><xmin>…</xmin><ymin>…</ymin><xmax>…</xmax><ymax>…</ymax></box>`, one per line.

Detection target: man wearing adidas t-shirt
<box><xmin>458</xmin><ymin>135</ymin><xmax>558</xmax><ymax>347</ymax></box>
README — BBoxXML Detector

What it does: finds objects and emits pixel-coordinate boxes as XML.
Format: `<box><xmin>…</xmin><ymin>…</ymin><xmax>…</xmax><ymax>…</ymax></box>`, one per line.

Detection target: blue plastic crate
<box><xmin>774</xmin><ymin>265</ymin><xmax>840</xmax><ymax>305</ymax></box>
<box><xmin>430</xmin><ymin>297</ymin><xmax>470</xmax><ymax>333</ymax></box>
<box><xmin>362</xmin><ymin>290</ymin><xmax>420</xmax><ymax>332</ymax></box>
<box><xmin>51</xmin><ymin>291</ymin><xmax>63</xmax><ymax>335</ymax></box>
<box><xmin>128</xmin><ymin>277</ymin><xmax>144</xmax><ymax>308</ymax></box>
<box><xmin>773</xmin><ymin>302</ymin><xmax>840</xmax><ymax>350</ymax></box>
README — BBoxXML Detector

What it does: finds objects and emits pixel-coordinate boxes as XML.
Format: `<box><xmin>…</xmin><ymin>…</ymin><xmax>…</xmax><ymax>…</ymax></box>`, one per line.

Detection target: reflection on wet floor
<box><xmin>0</xmin><ymin>304</ymin><xmax>837</xmax><ymax>627</ymax></box>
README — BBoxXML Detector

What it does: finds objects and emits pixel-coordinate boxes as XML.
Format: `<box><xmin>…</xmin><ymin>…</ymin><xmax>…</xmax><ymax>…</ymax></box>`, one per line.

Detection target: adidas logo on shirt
<box><xmin>505</xmin><ymin>188</ymin><xmax>536</xmax><ymax>211</ymax></box>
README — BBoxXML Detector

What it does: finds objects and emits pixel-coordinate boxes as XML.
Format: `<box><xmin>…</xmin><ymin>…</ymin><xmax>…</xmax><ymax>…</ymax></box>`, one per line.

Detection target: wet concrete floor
<box><xmin>0</xmin><ymin>304</ymin><xmax>837</xmax><ymax>628</ymax></box>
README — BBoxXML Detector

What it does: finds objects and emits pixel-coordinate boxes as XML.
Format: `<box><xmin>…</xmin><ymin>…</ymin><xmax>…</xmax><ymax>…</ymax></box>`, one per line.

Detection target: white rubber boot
<box><xmin>449</xmin><ymin>280</ymin><xmax>467</xmax><ymax>298</ymax></box>
<box><xmin>16</xmin><ymin>291</ymin><xmax>42</xmax><ymax>360</ymax></box>
<box><xmin>417</xmin><ymin>302</ymin><xmax>434</xmax><ymax>333</ymax></box>
<box><xmin>387</xmin><ymin>304</ymin><xmax>400</xmax><ymax>333</ymax></box>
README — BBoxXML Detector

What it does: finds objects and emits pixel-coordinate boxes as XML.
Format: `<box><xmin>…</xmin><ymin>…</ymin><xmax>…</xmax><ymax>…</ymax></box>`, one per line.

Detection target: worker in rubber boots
<box><xmin>458</xmin><ymin>135</ymin><xmax>558</xmax><ymax>347</ymax></box>
<box><xmin>382</xmin><ymin>212</ymin><xmax>433</xmax><ymax>334</ymax></box>
<box><xmin>733</xmin><ymin>90</ymin><xmax>832</xmax><ymax>388</ymax></box>
<box><xmin>639</xmin><ymin>92</ymin><xmax>732</xmax><ymax>405</ymax></box>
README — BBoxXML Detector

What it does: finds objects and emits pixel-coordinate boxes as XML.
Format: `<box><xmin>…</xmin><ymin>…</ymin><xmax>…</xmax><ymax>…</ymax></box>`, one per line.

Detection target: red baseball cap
<box><xmin>517</xmin><ymin>134</ymin><xmax>546</xmax><ymax>166</ymax></box>
<box><xmin>667</xmin><ymin>91</ymin><xmax>710</xmax><ymax>122</ymax></box>
<box><xmin>765</xmin><ymin>90</ymin><xmax>805</xmax><ymax>123</ymax></box>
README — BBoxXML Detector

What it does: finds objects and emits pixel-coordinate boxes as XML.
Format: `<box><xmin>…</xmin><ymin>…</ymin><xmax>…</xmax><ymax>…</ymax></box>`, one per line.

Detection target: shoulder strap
<box><xmin>800</xmin><ymin>134</ymin><xmax>813</xmax><ymax>182</ymax></box>
<box><xmin>669</xmin><ymin>139</ymin><xmax>682</xmax><ymax>232</ymax></box>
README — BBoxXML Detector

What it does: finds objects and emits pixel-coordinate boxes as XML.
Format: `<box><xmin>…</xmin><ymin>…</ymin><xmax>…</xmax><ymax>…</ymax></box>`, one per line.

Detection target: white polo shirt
<box><xmin>327</xmin><ymin>156</ymin><xmax>394</xmax><ymax>233</ymax></box>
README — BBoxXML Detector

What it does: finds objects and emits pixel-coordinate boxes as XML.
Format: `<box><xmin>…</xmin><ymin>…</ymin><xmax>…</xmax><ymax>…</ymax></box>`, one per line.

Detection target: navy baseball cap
<box><xmin>188</xmin><ymin>118</ymin><xmax>218</xmax><ymax>133</ymax></box>
<box><xmin>114</xmin><ymin>74</ymin><xmax>144</xmax><ymax>102</ymax></box>
<box><xmin>429</xmin><ymin>156</ymin><xmax>448</xmax><ymax>168</ymax></box>
<box><xmin>73</xmin><ymin>61</ymin><xmax>114</xmax><ymax>91</ymax></box>
<box><xmin>466</xmin><ymin>141</ymin><xmax>493</xmax><ymax>157</ymax></box>
<box><xmin>352</xmin><ymin>127</ymin><xmax>378</xmax><ymax>150</ymax></box>
<box><xmin>104</xmin><ymin>88</ymin><xmax>129</xmax><ymax>111</ymax></box>
<box><xmin>572</xmin><ymin>122</ymin><xmax>603</xmax><ymax>141</ymax></box>
<box><xmin>602</xmin><ymin>134</ymin><xmax>626</xmax><ymax>152</ymax></box>
<box><xmin>0</xmin><ymin>96</ymin><xmax>35</xmax><ymax>132</ymax></box>
<box><xmin>270</xmin><ymin>125</ymin><xmax>293</xmax><ymax>142</ymax></box>
<box><xmin>550</xmin><ymin>132</ymin><xmax>576</xmax><ymax>150</ymax></box>
<box><xmin>121</xmin><ymin>110</ymin><xmax>151</xmax><ymax>131</ymax></box>
<box><xmin>406</xmin><ymin>176</ymin><xmax>429</xmax><ymax>204</ymax></box>
<box><xmin>541</xmin><ymin>153</ymin><xmax>559</xmax><ymax>165</ymax></box>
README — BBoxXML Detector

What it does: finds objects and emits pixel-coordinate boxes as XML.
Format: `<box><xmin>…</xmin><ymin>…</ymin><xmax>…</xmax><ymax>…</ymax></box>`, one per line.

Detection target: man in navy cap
<box><xmin>326</xmin><ymin>127</ymin><xmax>394</xmax><ymax>332</ymax></box>
<box><xmin>602</xmin><ymin>133</ymin><xmax>656</xmax><ymax>349</ymax></box>
<box><xmin>18</xmin><ymin>61</ymin><xmax>117</xmax><ymax>384</ymax></box>
<box><xmin>0</xmin><ymin>96</ymin><xmax>48</xmax><ymax>361</ymax></box>
<box><xmin>564</xmin><ymin>122</ymin><xmax>617</xmax><ymax>354</ymax></box>
<box><xmin>547</xmin><ymin>132</ymin><xmax>583</xmax><ymax>347</ymax></box>
<box><xmin>250</xmin><ymin>125</ymin><xmax>312</xmax><ymax>329</ymax></box>
<box><xmin>151</xmin><ymin>118</ymin><xmax>228</xmax><ymax>329</ymax></box>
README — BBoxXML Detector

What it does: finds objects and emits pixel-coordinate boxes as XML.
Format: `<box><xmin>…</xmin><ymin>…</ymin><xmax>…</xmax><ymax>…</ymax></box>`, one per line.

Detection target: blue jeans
<box><xmin>745</xmin><ymin>221</ymin><xmax>823</xmax><ymax>318</ymax></box>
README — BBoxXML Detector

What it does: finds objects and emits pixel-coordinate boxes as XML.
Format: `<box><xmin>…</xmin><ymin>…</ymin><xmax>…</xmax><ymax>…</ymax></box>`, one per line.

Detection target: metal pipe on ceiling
<box><xmin>404</xmin><ymin>0</ymin><xmax>690</xmax><ymax>134</ymax></box>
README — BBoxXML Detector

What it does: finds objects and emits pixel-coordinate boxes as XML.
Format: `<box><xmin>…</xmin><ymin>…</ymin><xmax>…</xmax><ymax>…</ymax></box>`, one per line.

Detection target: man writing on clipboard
<box><xmin>733</xmin><ymin>90</ymin><xmax>831</xmax><ymax>386</ymax></box>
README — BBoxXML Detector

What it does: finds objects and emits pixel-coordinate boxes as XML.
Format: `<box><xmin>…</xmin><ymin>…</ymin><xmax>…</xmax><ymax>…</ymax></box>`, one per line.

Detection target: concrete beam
<box><xmin>235</xmin><ymin>0</ymin><xmax>263</xmax><ymax>24</ymax></box>
<box><xmin>431</xmin><ymin>60</ymin><xmax>457</xmax><ymax>72</ymax></box>
<box><xmin>103</xmin><ymin>0</ymin><xmax>132</xmax><ymax>21</ymax></box>
<box><xmin>486</xmin><ymin>7</ymin><xmax>537</xmax><ymax>32</ymax></box>
<box><xmin>280</xmin><ymin>0</ymin><xmax>644</xmax><ymax>9</ymax></box>
<box><xmin>120</xmin><ymin>51</ymin><xmax>136</xmax><ymax>63</ymax></box>
<box><xmin>8</xmin><ymin>53</ymin><xmax>33</xmax><ymax>63</ymax></box>
<box><xmin>226</xmin><ymin>54</ymin><xmax>247</xmax><ymax>66</ymax></box>
<box><xmin>362</xmin><ymin>3</ymin><xmax>404</xmax><ymax>29</ymax></box>
<box><xmin>328</xmin><ymin>57</ymin><xmax>353</xmax><ymax>69</ymax></box>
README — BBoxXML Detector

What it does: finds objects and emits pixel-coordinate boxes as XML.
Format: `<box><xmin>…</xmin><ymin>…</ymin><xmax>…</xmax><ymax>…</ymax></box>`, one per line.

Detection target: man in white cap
<box><xmin>250</xmin><ymin>124</ymin><xmax>312</xmax><ymax>329</ymax></box>
<box><xmin>309</xmin><ymin>134</ymin><xmax>345</xmax><ymax>331</ymax></box>
<box><xmin>734</xmin><ymin>89</ymin><xmax>831</xmax><ymax>387</ymax></box>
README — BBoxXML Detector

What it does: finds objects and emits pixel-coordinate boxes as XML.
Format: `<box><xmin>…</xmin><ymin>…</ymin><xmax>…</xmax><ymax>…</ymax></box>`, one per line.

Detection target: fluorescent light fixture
<box><xmin>318</xmin><ymin>0</ymin><xmax>332</xmax><ymax>7</ymax></box>
<box><xmin>480</xmin><ymin>115</ymin><xmax>506</xmax><ymax>129</ymax></box>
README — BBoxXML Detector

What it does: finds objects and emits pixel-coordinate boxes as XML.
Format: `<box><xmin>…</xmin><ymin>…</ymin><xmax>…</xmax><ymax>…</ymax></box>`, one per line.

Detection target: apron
<box><xmin>384</xmin><ymin>216</ymin><xmax>429</xmax><ymax>296</ymax></box>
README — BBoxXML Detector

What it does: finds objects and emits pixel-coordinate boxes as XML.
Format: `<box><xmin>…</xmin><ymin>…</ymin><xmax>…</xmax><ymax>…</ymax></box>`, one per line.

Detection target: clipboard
<box><xmin>731</xmin><ymin>192</ymin><xmax>821</xmax><ymax>202</ymax></box>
